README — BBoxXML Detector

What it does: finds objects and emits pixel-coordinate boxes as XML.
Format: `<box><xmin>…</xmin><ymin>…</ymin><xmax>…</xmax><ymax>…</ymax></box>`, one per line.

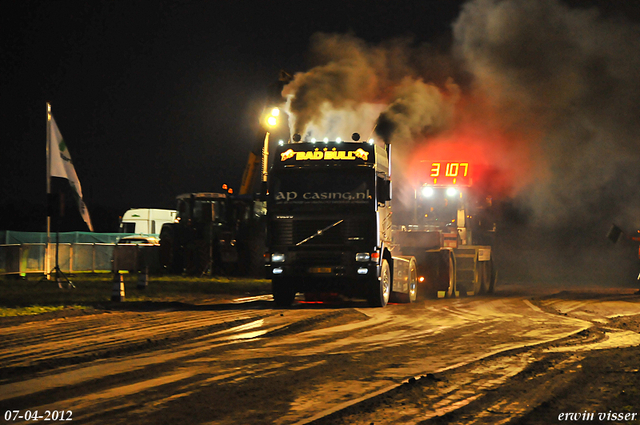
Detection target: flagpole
<box><xmin>46</xmin><ymin>103</ymin><xmax>52</xmax><ymax>280</ymax></box>
<box><xmin>45</xmin><ymin>105</ymin><xmax>74</xmax><ymax>288</ymax></box>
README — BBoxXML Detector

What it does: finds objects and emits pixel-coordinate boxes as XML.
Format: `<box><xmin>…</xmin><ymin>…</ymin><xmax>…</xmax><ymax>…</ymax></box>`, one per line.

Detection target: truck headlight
<box><xmin>422</xmin><ymin>187</ymin><xmax>434</xmax><ymax>198</ymax></box>
<box><xmin>355</xmin><ymin>252</ymin><xmax>370</xmax><ymax>262</ymax></box>
<box><xmin>271</xmin><ymin>253</ymin><xmax>286</xmax><ymax>263</ymax></box>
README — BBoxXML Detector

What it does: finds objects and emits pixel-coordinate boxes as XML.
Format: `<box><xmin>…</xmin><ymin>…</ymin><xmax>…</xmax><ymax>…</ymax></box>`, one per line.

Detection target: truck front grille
<box><xmin>294</xmin><ymin>250</ymin><xmax>344</xmax><ymax>266</ymax></box>
<box><xmin>271</xmin><ymin>218</ymin><xmax>370</xmax><ymax>246</ymax></box>
<box><xmin>272</xmin><ymin>220</ymin><xmax>293</xmax><ymax>245</ymax></box>
<box><xmin>293</xmin><ymin>220</ymin><xmax>342</xmax><ymax>245</ymax></box>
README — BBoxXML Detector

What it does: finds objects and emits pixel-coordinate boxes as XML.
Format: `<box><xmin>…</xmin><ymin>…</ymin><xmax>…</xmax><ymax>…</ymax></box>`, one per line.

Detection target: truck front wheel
<box><xmin>272</xmin><ymin>277</ymin><xmax>296</xmax><ymax>307</ymax></box>
<box><xmin>368</xmin><ymin>259</ymin><xmax>391</xmax><ymax>307</ymax></box>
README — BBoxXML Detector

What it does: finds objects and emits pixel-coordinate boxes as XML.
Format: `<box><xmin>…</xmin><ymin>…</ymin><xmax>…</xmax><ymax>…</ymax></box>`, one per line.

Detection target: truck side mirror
<box><xmin>377</xmin><ymin>178</ymin><xmax>392</xmax><ymax>203</ymax></box>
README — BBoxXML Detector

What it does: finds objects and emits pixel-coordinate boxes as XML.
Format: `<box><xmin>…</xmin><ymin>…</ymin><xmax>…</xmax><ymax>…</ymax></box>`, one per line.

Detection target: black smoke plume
<box><xmin>454</xmin><ymin>0</ymin><xmax>640</xmax><ymax>284</ymax></box>
<box><xmin>283</xmin><ymin>1</ymin><xmax>640</xmax><ymax>284</ymax></box>
<box><xmin>454</xmin><ymin>0</ymin><xmax>640</xmax><ymax>228</ymax></box>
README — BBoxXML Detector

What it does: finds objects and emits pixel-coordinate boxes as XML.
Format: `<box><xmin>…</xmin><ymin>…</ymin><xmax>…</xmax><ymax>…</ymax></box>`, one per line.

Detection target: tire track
<box><xmin>0</xmin><ymin>310</ymin><xmax>274</xmax><ymax>379</ymax></box>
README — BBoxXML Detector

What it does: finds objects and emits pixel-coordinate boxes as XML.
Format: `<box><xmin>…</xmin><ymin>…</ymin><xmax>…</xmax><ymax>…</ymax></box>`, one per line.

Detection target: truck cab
<box><xmin>265</xmin><ymin>135</ymin><xmax>416</xmax><ymax>307</ymax></box>
<box><xmin>119</xmin><ymin>208</ymin><xmax>177</xmax><ymax>235</ymax></box>
<box><xmin>394</xmin><ymin>161</ymin><xmax>496</xmax><ymax>298</ymax></box>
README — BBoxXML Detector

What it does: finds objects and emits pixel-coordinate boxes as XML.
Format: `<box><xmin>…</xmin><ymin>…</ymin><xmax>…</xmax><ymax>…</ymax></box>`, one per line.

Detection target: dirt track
<box><xmin>1</xmin><ymin>285</ymin><xmax>640</xmax><ymax>424</ymax></box>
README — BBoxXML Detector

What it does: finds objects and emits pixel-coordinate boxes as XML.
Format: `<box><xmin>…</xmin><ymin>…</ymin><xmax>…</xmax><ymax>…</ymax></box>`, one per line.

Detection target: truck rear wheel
<box><xmin>160</xmin><ymin>226</ymin><xmax>184</xmax><ymax>274</ymax></box>
<box><xmin>368</xmin><ymin>259</ymin><xmax>391</xmax><ymax>307</ymax></box>
<box><xmin>246</xmin><ymin>237</ymin><xmax>265</xmax><ymax>277</ymax></box>
<box><xmin>487</xmin><ymin>259</ymin><xmax>496</xmax><ymax>294</ymax></box>
<box><xmin>272</xmin><ymin>277</ymin><xmax>296</xmax><ymax>307</ymax></box>
<box><xmin>475</xmin><ymin>261</ymin><xmax>485</xmax><ymax>295</ymax></box>
<box><xmin>442</xmin><ymin>251</ymin><xmax>455</xmax><ymax>298</ymax></box>
<box><xmin>185</xmin><ymin>242</ymin><xmax>205</xmax><ymax>276</ymax></box>
<box><xmin>479</xmin><ymin>261</ymin><xmax>491</xmax><ymax>294</ymax></box>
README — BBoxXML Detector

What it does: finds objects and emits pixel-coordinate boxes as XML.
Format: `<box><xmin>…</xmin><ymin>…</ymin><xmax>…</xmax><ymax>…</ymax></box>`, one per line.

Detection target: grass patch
<box><xmin>0</xmin><ymin>274</ymin><xmax>272</xmax><ymax>316</ymax></box>
<box><xmin>0</xmin><ymin>305</ymin><xmax>89</xmax><ymax>317</ymax></box>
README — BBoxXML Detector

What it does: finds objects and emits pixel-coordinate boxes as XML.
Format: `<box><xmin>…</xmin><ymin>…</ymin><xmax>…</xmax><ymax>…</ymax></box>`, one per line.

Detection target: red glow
<box><xmin>406</xmin><ymin>116</ymin><xmax>537</xmax><ymax>198</ymax></box>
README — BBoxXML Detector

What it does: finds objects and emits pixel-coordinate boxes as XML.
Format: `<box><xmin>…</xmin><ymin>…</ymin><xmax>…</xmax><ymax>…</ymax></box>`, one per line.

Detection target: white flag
<box><xmin>48</xmin><ymin>114</ymin><xmax>94</xmax><ymax>232</ymax></box>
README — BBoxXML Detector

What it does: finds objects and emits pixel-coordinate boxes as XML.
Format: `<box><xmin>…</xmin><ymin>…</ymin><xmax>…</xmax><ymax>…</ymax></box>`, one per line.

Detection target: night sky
<box><xmin>1</xmin><ymin>0</ymin><xmax>467</xmax><ymax>231</ymax></box>
<box><xmin>2</xmin><ymin>0</ymin><xmax>639</xmax><ymax>233</ymax></box>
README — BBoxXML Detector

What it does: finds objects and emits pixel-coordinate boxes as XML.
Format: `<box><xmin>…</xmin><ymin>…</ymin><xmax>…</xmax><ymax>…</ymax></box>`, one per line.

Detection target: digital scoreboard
<box><xmin>424</xmin><ymin>161</ymin><xmax>472</xmax><ymax>186</ymax></box>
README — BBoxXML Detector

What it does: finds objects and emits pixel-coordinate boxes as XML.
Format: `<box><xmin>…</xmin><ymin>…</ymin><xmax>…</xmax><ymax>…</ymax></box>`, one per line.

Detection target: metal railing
<box><xmin>0</xmin><ymin>243</ymin><xmax>116</xmax><ymax>276</ymax></box>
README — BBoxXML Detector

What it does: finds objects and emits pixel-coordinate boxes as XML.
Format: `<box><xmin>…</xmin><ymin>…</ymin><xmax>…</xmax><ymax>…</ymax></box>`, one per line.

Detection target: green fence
<box><xmin>0</xmin><ymin>230</ymin><xmax>151</xmax><ymax>244</ymax></box>
<box><xmin>0</xmin><ymin>232</ymin><xmax>165</xmax><ymax>276</ymax></box>
<box><xmin>0</xmin><ymin>243</ymin><xmax>117</xmax><ymax>276</ymax></box>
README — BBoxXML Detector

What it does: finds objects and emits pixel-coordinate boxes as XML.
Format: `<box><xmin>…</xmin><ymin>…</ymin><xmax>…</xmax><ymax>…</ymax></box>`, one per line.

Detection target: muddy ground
<box><xmin>1</xmin><ymin>287</ymin><xmax>640</xmax><ymax>424</ymax></box>
<box><xmin>310</xmin><ymin>290</ymin><xmax>640</xmax><ymax>425</ymax></box>
<box><xmin>314</xmin><ymin>318</ymin><xmax>640</xmax><ymax>424</ymax></box>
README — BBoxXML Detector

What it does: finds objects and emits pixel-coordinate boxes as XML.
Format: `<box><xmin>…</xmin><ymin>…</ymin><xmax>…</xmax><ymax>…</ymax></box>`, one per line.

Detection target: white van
<box><xmin>119</xmin><ymin>208</ymin><xmax>177</xmax><ymax>235</ymax></box>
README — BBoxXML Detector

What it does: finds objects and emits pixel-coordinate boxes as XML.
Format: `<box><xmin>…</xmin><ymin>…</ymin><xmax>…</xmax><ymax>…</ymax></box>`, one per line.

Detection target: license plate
<box><xmin>309</xmin><ymin>267</ymin><xmax>332</xmax><ymax>273</ymax></box>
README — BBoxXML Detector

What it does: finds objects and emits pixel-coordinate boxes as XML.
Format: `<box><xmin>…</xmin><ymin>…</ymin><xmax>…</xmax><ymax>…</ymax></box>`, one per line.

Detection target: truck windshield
<box><xmin>415</xmin><ymin>187</ymin><xmax>461</xmax><ymax>225</ymax></box>
<box><xmin>193</xmin><ymin>200</ymin><xmax>226</xmax><ymax>222</ymax></box>
<box><xmin>270</xmin><ymin>168</ymin><xmax>374</xmax><ymax>209</ymax></box>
